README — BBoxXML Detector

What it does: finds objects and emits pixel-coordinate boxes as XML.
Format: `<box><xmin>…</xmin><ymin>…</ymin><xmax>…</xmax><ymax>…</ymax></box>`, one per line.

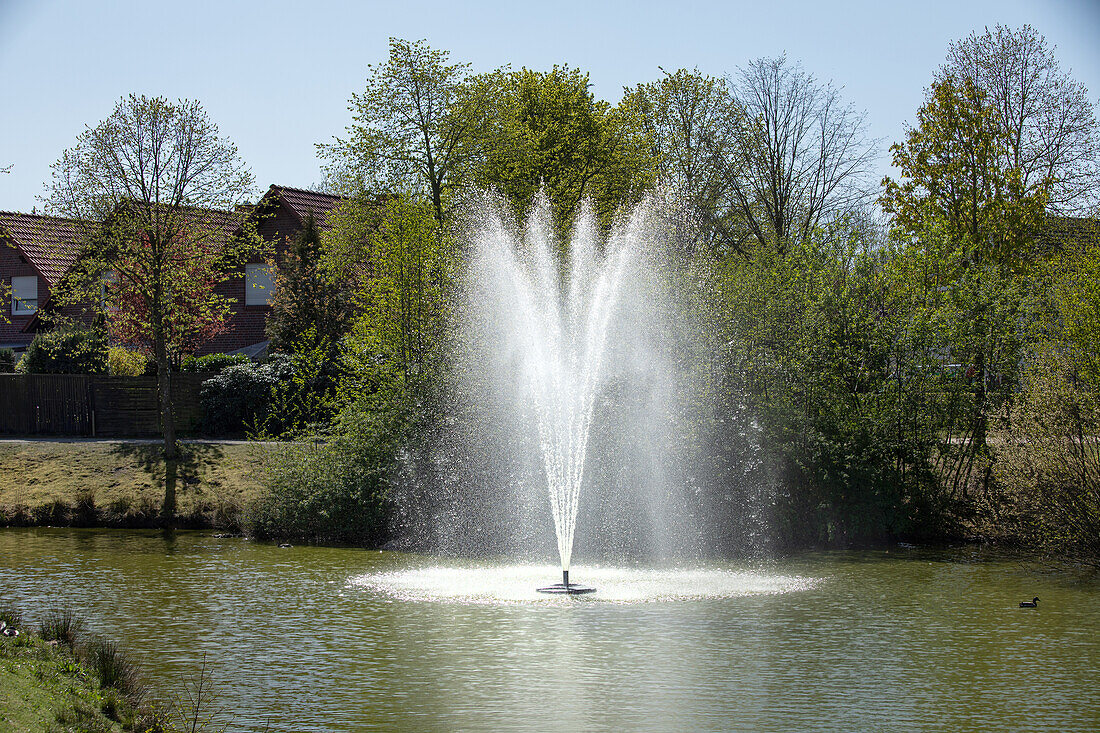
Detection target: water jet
<box><xmin>472</xmin><ymin>195</ymin><xmax>634</xmax><ymax>594</ymax></box>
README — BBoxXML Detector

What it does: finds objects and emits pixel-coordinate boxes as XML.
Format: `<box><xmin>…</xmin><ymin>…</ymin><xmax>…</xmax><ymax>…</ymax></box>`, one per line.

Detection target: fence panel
<box><xmin>0</xmin><ymin>373</ymin><xmax>209</xmax><ymax>437</ymax></box>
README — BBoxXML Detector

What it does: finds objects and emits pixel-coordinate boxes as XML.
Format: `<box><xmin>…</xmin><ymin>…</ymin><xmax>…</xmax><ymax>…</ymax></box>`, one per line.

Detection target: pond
<box><xmin>1</xmin><ymin>528</ymin><xmax>1097</xmax><ymax>731</ymax></box>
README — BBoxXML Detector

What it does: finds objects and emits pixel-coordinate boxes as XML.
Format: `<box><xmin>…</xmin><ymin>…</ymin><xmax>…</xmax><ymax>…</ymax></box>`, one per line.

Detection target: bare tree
<box><xmin>943</xmin><ymin>25</ymin><xmax>1100</xmax><ymax>214</ymax></box>
<box><xmin>620</xmin><ymin>68</ymin><xmax>747</xmax><ymax>255</ymax></box>
<box><xmin>722</xmin><ymin>56</ymin><xmax>877</xmax><ymax>253</ymax></box>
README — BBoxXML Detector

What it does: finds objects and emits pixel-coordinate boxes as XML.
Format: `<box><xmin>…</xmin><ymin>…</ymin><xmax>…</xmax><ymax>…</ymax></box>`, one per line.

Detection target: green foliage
<box><xmin>20</xmin><ymin>325</ymin><xmax>107</xmax><ymax>374</ymax></box>
<box><xmin>473</xmin><ymin>65</ymin><xmax>655</xmax><ymax>240</ymax></box>
<box><xmin>619</xmin><ymin>68</ymin><xmax>742</xmax><ymax>256</ymax></box>
<box><xmin>265</xmin><ymin>211</ymin><xmax>354</xmax><ymax>354</ymax></box>
<box><xmin>327</xmin><ymin>195</ymin><xmax>455</xmax><ymax>405</ymax></box>
<box><xmin>248</xmin><ymin>406</ymin><xmax>394</xmax><ymax>545</ymax></box>
<box><xmin>881</xmin><ymin>75</ymin><xmax>1047</xmax><ymax>270</ymax></box>
<box><xmin>322</xmin><ymin>38</ymin><xmax>491</xmax><ymax>222</ymax></box>
<box><xmin>715</xmin><ymin>217</ymin><xmax>952</xmax><ymax>544</ymax></box>
<box><xmin>0</xmin><ymin>347</ymin><xmax>14</xmax><ymax>372</ymax></box>
<box><xmin>181</xmin><ymin>352</ymin><xmax>251</xmax><ymax>374</ymax></box>
<box><xmin>107</xmin><ymin>347</ymin><xmax>147</xmax><ymax>376</ymax></box>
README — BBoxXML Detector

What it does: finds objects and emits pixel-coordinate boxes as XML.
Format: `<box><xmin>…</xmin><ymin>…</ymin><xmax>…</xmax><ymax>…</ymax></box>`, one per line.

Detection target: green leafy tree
<box><xmin>882</xmin><ymin>76</ymin><xmax>1047</xmax><ymax>269</ymax></box>
<box><xmin>266</xmin><ymin>211</ymin><xmax>355</xmax><ymax>355</ymax></box>
<box><xmin>619</xmin><ymin>68</ymin><xmax>744</xmax><ymax>256</ymax></box>
<box><xmin>322</xmin><ymin>38</ymin><xmax>495</xmax><ymax>223</ymax></box>
<box><xmin>329</xmin><ymin>195</ymin><xmax>455</xmax><ymax>400</ymax></box>
<box><xmin>47</xmin><ymin>94</ymin><xmax>257</xmax><ymax>461</ymax></box>
<box><xmin>474</xmin><ymin>65</ymin><xmax>655</xmax><ymax>241</ymax></box>
<box><xmin>882</xmin><ymin>75</ymin><xmax>1048</xmax><ymax>498</ymax></box>
<box><xmin>942</xmin><ymin>24</ymin><xmax>1100</xmax><ymax>214</ymax></box>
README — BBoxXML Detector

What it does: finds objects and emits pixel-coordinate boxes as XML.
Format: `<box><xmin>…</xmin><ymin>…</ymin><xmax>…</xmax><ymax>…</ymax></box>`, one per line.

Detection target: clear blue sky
<box><xmin>2</xmin><ymin>0</ymin><xmax>1098</xmax><ymax>213</ymax></box>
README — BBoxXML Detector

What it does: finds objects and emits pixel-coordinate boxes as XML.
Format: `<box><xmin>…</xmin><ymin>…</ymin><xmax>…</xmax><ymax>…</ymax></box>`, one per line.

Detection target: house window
<box><xmin>245</xmin><ymin>264</ymin><xmax>275</xmax><ymax>306</ymax></box>
<box><xmin>11</xmin><ymin>276</ymin><xmax>38</xmax><ymax>315</ymax></box>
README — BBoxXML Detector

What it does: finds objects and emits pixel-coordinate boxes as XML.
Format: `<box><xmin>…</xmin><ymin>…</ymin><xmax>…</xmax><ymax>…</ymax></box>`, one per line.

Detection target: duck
<box><xmin>1019</xmin><ymin>597</ymin><xmax>1039</xmax><ymax>608</ymax></box>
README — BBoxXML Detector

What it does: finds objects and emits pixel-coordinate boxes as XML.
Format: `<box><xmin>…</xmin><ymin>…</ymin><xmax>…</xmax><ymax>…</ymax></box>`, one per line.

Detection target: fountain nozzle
<box><xmin>536</xmin><ymin>568</ymin><xmax>594</xmax><ymax>595</ymax></box>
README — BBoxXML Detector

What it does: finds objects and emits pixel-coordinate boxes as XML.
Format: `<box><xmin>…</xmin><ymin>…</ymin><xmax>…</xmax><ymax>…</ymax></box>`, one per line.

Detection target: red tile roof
<box><xmin>0</xmin><ymin>211</ymin><xmax>84</xmax><ymax>286</ymax></box>
<box><xmin>264</xmin><ymin>185</ymin><xmax>344</xmax><ymax>228</ymax></box>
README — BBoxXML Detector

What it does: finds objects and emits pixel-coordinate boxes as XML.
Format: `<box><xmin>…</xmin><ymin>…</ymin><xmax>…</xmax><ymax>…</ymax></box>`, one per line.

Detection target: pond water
<box><xmin>1</xmin><ymin>528</ymin><xmax>1097</xmax><ymax>732</ymax></box>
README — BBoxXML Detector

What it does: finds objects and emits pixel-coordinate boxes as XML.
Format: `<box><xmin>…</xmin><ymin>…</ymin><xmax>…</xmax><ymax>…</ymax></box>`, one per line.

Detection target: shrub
<box><xmin>181</xmin><ymin>352</ymin><xmax>251</xmax><ymax>374</ymax></box>
<box><xmin>200</xmin><ymin>355</ymin><xmax>295</xmax><ymax>435</ymax></box>
<box><xmin>200</xmin><ymin>352</ymin><xmax>338</xmax><ymax>436</ymax></box>
<box><xmin>39</xmin><ymin>607</ymin><xmax>84</xmax><ymax>647</ymax></box>
<box><xmin>248</xmin><ymin>421</ymin><xmax>392</xmax><ymax>545</ymax></box>
<box><xmin>20</xmin><ymin>326</ymin><xmax>107</xmax><ymax>374</ymax></box>
<box><xmin>107</xmin><ymin>347</ymin><xmax>147</xmax><ymax>376</ymax></box>
<box><xmin>0</xmin><ymin>348</ymin><xmax>15</xmax><ymax>372</ymax></box>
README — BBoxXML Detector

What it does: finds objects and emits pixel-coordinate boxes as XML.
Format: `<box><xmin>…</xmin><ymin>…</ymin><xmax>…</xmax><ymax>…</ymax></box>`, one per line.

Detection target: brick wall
<box><xmin>194</xmin><ymin>202</ymin><xmax>300</xmax><ymax>355</ymax></box>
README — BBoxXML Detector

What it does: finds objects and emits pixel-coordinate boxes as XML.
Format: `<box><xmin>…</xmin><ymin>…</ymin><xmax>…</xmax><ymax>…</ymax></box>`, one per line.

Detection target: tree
<box><xmin>942</xmin><ymin>24</ymin><xmax>1100</xmax><ymax>214</ymax></box>
<box><xmin>474</xmin><ymin>65</ymin><xmax>655</xmax><ymax>241</ymax></box>
<box><xmin>619</xmin><ymin>68</ymin><xmax>743</xmax><ymax>256</ymax></box>
<box><xmin>266</xmin><ymin>211</ymin><xmax>355</xmax><ymax>355</ymax></box>
<box><xmin>47</xmin><ymin>94</ymin><xmax>256</xmax><ymax>461</ymax></box>
<box><xmin>882</xmin><ymin>76</ymin><xmax>1047</xmax><ymax>499</ymax></box>
<box><xmin>721</xmin><ymin>56</ymin><xmax>876</xmax><ymax>254</ymax></box>
<box><xmin>322</xmin><ymin>38</ymin><xmax>493</xmax><ymax>223</ymax></box>
<box><xmin>881</xmin><ymin>75</ymin><xmax>1046</xmax><ymax>269</ymax></box>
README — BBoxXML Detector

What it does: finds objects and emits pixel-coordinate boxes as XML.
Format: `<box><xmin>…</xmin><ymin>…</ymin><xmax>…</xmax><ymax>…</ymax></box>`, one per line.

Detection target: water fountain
<box><xmin>468</xmin><ymin>194</ymin><xmax>644</xmax><ymax>595</ymax></box>
<box><xmin>357</xmin><ymin>191</ymin><xmax>783</xmax><ymax>603</ymax></box>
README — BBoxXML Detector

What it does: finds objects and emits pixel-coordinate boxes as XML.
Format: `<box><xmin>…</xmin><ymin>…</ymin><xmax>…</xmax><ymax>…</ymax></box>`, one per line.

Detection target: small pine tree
<box><xmin>266</xmin><ymin>212</ymin><xmax>354</xmax><ymax>355</ymax></box>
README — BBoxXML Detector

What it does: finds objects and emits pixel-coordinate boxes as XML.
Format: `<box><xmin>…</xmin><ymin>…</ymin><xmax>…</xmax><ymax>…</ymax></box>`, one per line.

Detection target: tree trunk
<box><xmin>151</xmin><ymin>281</ymin><xmax>178</xmax><ymax>529</ymax></box>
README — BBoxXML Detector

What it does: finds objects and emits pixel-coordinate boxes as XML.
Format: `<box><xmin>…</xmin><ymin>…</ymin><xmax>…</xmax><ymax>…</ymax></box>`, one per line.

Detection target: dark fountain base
<box><xmin>537</xmin><ymin>570</ymin><xmax>596</xmax><ymax>595</ymax></box>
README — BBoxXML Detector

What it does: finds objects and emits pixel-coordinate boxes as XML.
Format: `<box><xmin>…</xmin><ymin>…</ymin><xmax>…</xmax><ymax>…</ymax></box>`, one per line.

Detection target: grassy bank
<box><xmin>0</xmin><ymin>441</ymin><xmax>272</xmax><ymax>530</ymax></box>
<box><xmin>1</xmin><ymin>628</ymin><xmax>135</xmax><ymax>733</ymax></box>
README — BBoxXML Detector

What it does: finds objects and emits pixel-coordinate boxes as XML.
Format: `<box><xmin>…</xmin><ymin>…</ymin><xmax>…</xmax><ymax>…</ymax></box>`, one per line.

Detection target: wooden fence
<box><xmin>0</xmin><ymin>373</ymin><xmax>210</xmax><ymax>437</ymax></box>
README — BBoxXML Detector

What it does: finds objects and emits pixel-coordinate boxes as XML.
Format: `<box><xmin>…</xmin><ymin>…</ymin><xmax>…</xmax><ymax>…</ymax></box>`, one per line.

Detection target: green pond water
<box><xmin>0</xmin><ymin>528</ymin><xmax>1097</xmax><ymax>732</ymax></box>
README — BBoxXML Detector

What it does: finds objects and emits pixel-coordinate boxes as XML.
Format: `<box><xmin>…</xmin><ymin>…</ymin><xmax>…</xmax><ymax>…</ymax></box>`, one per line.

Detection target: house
<box><xmin>0</xmin><ymin>211</ymin><xmax>83</xmax><ymax>350</ymax></box>
<box><xmin>0</xmin><ymin>184</ymin><xmax>345</xmax><ymax>357</ymax></box>
<box><xmin>198</xmin><ymin>185</ymin><xmax>344</xmax><ymax>356</ymax></box>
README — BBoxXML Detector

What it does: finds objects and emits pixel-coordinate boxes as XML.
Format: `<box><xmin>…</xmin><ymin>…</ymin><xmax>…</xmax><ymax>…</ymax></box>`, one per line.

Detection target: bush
<box><xmin>200</xmin><ymin>352</ymin><xmax>339</xmax><ymax>436</ymax></box>
<box><xmin>107</xmin><ymin>347</ymin><xmax>147</xmax><ymax>376</ymax></box>
<box><xmin>0</xmin><ymin>348</ymin><xmax>14</xmax><ymax>372</ymax></box>
<box><xmin>200</xmin><ymin>355</ymin><xmax>295</xmax><ymax>435</ymax></box>
<box><xmin>248</xmin><ymin>410</ymin><xmax>393</xmax><ymax>545</ymax></box>
<box><xmin>181</xmin><ymin>352</ymin><xmax>251</xmax><ymax>374</ymax></box>
<box><xmin>20</xmin><ymin>326</ymin><xmax>107</xmax><ymax>374</ymax></box>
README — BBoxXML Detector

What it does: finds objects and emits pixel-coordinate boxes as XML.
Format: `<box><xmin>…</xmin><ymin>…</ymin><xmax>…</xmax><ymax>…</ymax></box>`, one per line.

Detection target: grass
<box><xmin>0</xmin><ymin>627</ymin><xmax>130</xmax><ymax>733</ymax></box>
<box><xmin>38</xmin><ymin>607</ymin><xmax>84</xmax><ymax>648</ymax></box>
<box><xmin>0</xmin><ymin>441</ymin><xmax>272</xmax><ymax>530</ymax></box>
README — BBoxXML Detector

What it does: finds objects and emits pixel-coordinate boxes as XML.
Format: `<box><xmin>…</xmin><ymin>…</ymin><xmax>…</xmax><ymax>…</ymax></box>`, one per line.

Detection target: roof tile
<box><xmin>0</xmin><ymin>211</ymin><xmax>83</xmax><ymax>286</ymax></box>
